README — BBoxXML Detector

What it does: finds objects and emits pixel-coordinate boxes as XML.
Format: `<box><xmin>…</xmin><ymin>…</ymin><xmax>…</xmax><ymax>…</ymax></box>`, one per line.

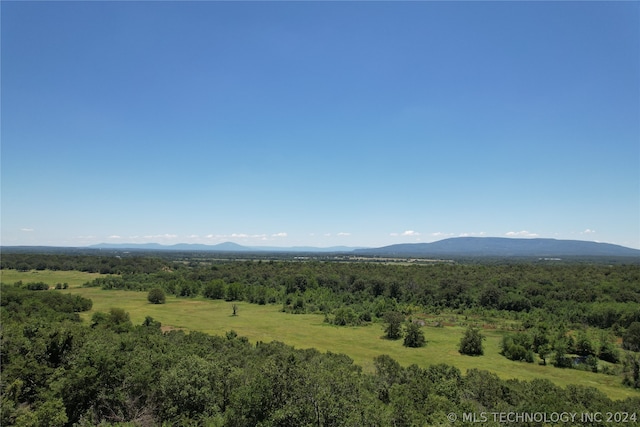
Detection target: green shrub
<box><xmin>403</xmin><ymin>322</ymin><xmax>426</xmax><ymax>348</ymax></box>
<box><xmin>459</xmin><ymin>326</ymin><xmax>484</xmax><ymax>356</ymax></box>
<box><xmin>501</xmin><ymin>333</ymin><xmax>534</xmax><ymax>363</ymax></box>
<box><xmin>148</xmin><ymin>288</ymin><xmax>166</xmax><ymax>304</ymax></box>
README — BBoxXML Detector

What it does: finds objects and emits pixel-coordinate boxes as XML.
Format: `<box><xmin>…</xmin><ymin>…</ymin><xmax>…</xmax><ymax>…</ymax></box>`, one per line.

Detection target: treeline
<box><xmin>1</xmin><ymin>285</ymin><xmax>92</xmax><ymax>323</ymax></box>
<box><xmin>2</xmin><ymin>286</ymin><xmax>639</xmax><ymax>427</ymax></box>
<box><xmin>79</xmin><ymin>260</ymin><xmax>640</xmax><ymax>330</ymax></box>
<box><xmin>0</xmin><ymin>253</ymin><xmax>169</xmax><ymax>274</ymax></box>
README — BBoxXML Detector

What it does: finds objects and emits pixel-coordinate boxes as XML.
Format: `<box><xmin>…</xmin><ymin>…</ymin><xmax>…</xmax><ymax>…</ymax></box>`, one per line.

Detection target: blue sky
<box><xmin>2</xmin><ymin>1</ymin><xmax>639</xmax><ymax>249</ymax></box>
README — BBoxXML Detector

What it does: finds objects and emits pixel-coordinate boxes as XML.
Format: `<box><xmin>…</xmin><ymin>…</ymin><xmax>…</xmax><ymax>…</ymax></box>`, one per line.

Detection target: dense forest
<box><xmin>1</xmin><ymin>253</ymin><xmax>640</xmax><ymax>426</ymax></box>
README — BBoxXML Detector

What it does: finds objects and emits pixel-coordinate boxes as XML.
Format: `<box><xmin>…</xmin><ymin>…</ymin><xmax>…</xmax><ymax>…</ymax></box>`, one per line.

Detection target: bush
<box><xmin>502</xmin><ymin>333</ymin><xmax>534</xmax><ymax>363</ymax></box>
<box><xmin>148</xmin><ymin>288</ymin><xmax>166</xmax><ymax>304</ymax></box>
<box><xmin>459</xmin><ymin>326</ymin><xmax>484</xmax><ymax>356</ymax></box>
<box><xmin>403</xmin><ymin>322</ymin><xmax>426</xmax><ymax>348</ymax></box>
<box><xmin>26</xmin><ymin>282</ymin><xmax>49</xmax><ymax>291</ymax></box>
<box><xmin>598</xmin><ymin>341</ymin><xmax>620</xmax><ymax>364</ymax></box>
<box><xmin>332</xmin><ymin>307</ymin><xmax>360</xmax><ymax>326</ymax></box>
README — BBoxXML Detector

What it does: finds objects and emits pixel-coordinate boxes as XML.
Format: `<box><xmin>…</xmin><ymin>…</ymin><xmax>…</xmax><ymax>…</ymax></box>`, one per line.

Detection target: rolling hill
<box><xmin>355</xmin><ymin>237</ymin><xmax>640</xmax><ymax>258</ymax></box>
<box><xmin>5</xmin><ymin>237</ymin><xmax>638</xmax><ymax>258</ymax></box>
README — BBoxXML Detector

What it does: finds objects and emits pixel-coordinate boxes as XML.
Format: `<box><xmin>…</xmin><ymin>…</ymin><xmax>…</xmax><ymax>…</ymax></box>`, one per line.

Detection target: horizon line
<box><xmin>2</xmin><ymin>235</ymin><xmax>639</xmax><ymax>251</ymax></box>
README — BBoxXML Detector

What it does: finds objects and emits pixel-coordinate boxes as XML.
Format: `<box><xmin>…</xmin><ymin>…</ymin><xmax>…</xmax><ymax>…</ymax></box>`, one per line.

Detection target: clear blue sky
<box><xmin>2</xmin><ymin>1</ymin><xmax>639</xmax><ymax>249</ymax></box>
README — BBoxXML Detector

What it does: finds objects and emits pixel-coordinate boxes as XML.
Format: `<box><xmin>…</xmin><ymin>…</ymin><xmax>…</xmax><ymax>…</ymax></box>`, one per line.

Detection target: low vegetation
<box><xmin>459</xmin><ymin>326</ymin><xmax>485</xmax><ymax>356</ymax></box>
<box><xmin>147</xmin><ymin>288</ymin><xmax>166</xmax><ymax>304</ymax></box>
<box><xmin>1</xmin><ymin>253</ymin><xmax>640</xmax><ymax>425</ymax></box>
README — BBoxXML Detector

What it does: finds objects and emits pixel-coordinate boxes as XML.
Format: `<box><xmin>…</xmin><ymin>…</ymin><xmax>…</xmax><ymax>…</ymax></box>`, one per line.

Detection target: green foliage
<box><xmin>25</xmin><ymin>281</ymin><xmax>49</xmax><ymax>290</ymax></box>
<box><xmin>598</xmin><ymin>338</ymin><xmax>620</xmax><ymax>364</ymax></box>
<box><xmin>459</xmin><ymin>326</ymin><xmax>484</xmax><ymax>356</ymax></box>
<box><xmin>226</xmin><ymin>282</ymin><xmax>243</xmax><ymax>301</ymax></box>
<box><xmin>575</xmin><ymin>330</ymin><xmax>596</xmax><ymax>357</ymax></box>
<box><xmin>3</xmin><ymin>277</ymin><xmax>640</xmax><ymax>426</ymax></box>
<box><xmin>1</xmin><ymin>252</ymin><xmax>170</xmax><ymax>274</ymax></box>
<box><xmin>384</xmin><ymin>311</ymin><xmax>405</xmax><ymax>340</ymax></box>
<box><xmin>157</xmin><ymin>355</ymin><xmax>224</xmax><ymax>420</ymax></box>
<box><xmin>501</xmin><ymin>333</ymin><xmax>535</xmax><ymax>363</ymax></box>
<box><xmin>3</xmin><ymin>254</ymin><xmax>640</xmax><ymax>422</ymax></box>
<box><xmin>622</xmin><ymin>322</ymin><xmax>640</xmax><ymax>352</ymax></box>
<box><xmin>1</xmin><ymin>286</ymin><xmax>92</xmax><ymax>322</ymax></box>
<box><xmin>622</xmin><ymin>353</ymin><xmax>640</xmax><ymax>389</ymax></box>
<box><xmin>142</xmin><ymin>315</ymin><xmax>161</xmax><ymax>330</ymax></box>
<box><xmin>584</xmin><ymin>355</ymin><xmax>599</xmax><ymax>373</ymax></box>
<box><xmin>62</xmin><ymin>257</ymin><xmax>640</xmax><ymax>334</ymax></box>
<box><xmin>403</xmin><ymin>321</ymin><xmax>426</xmax><ymax>348</ymax></box>
<box><xmin>537</xmin><ymin>343</ymin><xmax>552</xmax><ymax>366</ymax></box>
<box><xmin>147</xmin><ymin>287</ymin><xmax>166</xmax><ymax>304</ymax></box>
<box><xmin>91</xmin><ymin>308</ymin><xmax>132</xmax><ymax>333</ymax></box>
<box><xmin>552</xmin><ymin>339</ymin><xmax>573</xmax><ymax>368</ymax></box>
<box><xmin>331</xmin><ymin>306</ymin><xmax>360</xmax><ymax>326</ymax></box>
<box><xmin>203</xmin><ymin>279</ymin><xmax>226</xmax><ymax>299</ymax></box>
<box><xmin>373</xmin><ymin>354</ymin><xmax>403</xmax><ymax>403</ymax></box>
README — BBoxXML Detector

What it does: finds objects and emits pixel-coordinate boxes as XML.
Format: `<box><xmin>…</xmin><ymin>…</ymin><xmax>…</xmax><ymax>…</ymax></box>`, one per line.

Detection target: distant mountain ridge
<box><xmin>88</xmin><ymin>242</ymin><xmax>366</xmax><ymax>253</ymax></box>
<box><xmin>355</xmin><ymin>237</ymin><xmax>640</xmax><ymax>257</ymax></box>
<box><xmin>84</xmin><ymin>237</ymin><xmax>640</xmax><ymax>258</ymax></box>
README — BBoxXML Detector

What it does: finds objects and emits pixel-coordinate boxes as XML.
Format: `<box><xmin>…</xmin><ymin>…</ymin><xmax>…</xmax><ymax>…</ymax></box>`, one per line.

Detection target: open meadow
<box><xmin>2</xmin><ymin>268</ymin><xmax>637</xmax><ymax>401</ymax></box>
<box><xmin>0</xmin><ymin>269</ymin><xmax>107</xmax><ymax>288</ymax></box>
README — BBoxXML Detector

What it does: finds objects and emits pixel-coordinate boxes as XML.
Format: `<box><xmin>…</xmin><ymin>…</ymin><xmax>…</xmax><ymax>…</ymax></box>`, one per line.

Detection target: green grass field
<box><xmin>3</xmin><ymin>269</ymin><xmax>639</xmax><ymax>400</ymax></box>
<box><xmin>0</xmin><ymin>269</ymin><xmax>107</xmax><ymax>288</ymax></box>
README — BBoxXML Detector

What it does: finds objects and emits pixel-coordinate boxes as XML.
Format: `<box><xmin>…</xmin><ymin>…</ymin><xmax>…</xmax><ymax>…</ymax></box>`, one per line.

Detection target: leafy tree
<box><xmin>203</xmin><ymin>280</ymin><xmax>226</xmax><ymax>299</ymax></box>
<box><xmin>459</xmin><ymin>326</ymin><xmax>484</xmax><ymax>356</ymax></box>
<box><xmin>109</xmin><ymin>307</ymin><xmax>132</xmax><ymax>328</ymax></box>
<box><xmin>479</xmin><ymin>286</ymin><xmax>502</xmax><ymax>309</ymax></box>
<box><xmin>147</xmin><ymin>288</ymin><xmax>166</xmax><ymax>304</ymax></box>
<box><xmin>226</xmin><ymin>282</ymin><xmax>243</xmax><ymax>301</ymax></box>
<box><xmin>462</xmin><ymin>369</ymin><xmax>503</xmax><ymax>409</ymax></box>
<box><xmin>91</xmin><ymin>308</ymin><xmax>132</xmax><ymax>333</ymax></box>
<box><xmin>384</xmin><ymin>311</ymin><xmax>405</xmax><ymax>340</ymax></box>
<box><xmin>530</xmin><ymin>327</ymin><xmax>550</xmax><ymax>352</ymax></box>
<box><xmin>575</xmin><ymin>331</ymin><xmax>596</xmax><ymax>357</ymax></box>
<box><xmin>538</xmin><ymin>344</ymin><xmax>552</xmax><ymax>366</ymax></box>
<box><xmin>373</xmin><ymin>354</ymin><xmax>403</xmax><ymax>404</ymax></box>
<box><xmin>142</xmin><ymin>315</ymin><xmax>161</xmax><ymax>330</ymax></box>
<box><xmin>598</xmin><ymin>339</ymin><xmax>620</xmax><ymax>364</ymax></box>
<box><xmin>332</xmin><ymin>307</ymin><xmax>359</xmax><ymax>326</ymax></box>
<box><xmin>179</xmin><ymin>282</ymin><xmax>196</xmax><ymax>297</ymax></box>
<box><xmin>584</xmin><ymin>355</ymin><xmax>599</xmax><ymax>373</ymax></box>
<box><xmin>622</xmin><ymin>352</ymin><xmax>640</xmax><ymax>389</ymax></box>
<box><xmin>552</xmin><ymin>340</ymin><xmax>573</xmax><ymax>368</ymax></box>
<box><xmin>623</xmin><ymin>322</ymin><xmax>640</xmax><ymax>352</ymax></box>
<box><xmin>403</xmin><ymin>322</ymin><xmax>426</xmax><ymax>348</ymax></box>
<box><xmin>502</xmin><ymin>335</ymin><xmax>534</xmax><ymax>363</ymax></box>
<box><xmin>156</xmin><ymin>355</ymin><xmax>224</xmax><ymax>421</ymax></box>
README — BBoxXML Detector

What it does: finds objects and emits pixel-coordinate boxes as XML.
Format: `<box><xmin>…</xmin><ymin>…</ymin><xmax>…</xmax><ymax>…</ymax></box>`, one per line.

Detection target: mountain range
<box><xmin>88</xmin><ymin>242</ymin><xmax>366</xmax><ymax>253</ymax></box>
<box><xmin>355</xmin><ymin>237</ymin><xmax>640</xmax><ymax>257</ymax></box>
<box><xmin>86</xmin><ymin>237</ymin><xmax>640</xmax><ymax>258</ymax></box>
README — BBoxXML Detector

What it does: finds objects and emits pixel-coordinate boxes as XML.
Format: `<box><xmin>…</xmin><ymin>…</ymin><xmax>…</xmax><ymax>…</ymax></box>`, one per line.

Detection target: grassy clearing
<box><xmin>0</xmin><ymin>269</ymin><xmax>109</xmax><ymax>288</ymax></box>
<box><xmin>69</xmin><ymin>288</ymin><xmax>639</xmax><ymax>400</ymax></box>
<box><xmin>2</xmin><ymin>270</ymin><xmax>638</xmax><ymax>400</ymax></box>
